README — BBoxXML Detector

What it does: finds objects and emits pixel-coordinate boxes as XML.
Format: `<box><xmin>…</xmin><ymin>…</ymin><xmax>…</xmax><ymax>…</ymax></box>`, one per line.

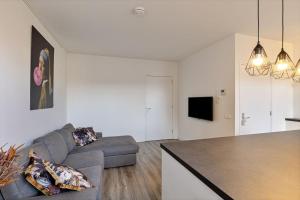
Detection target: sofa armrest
<box><xmin>96</xmin><ymin>132</ymin><xmax>102</xmax><ymax>139</ymax></box>
<box><xmin>22</xmin><ymin>188</ymin><xmax>97</xmax><ymax>200</ymax></box>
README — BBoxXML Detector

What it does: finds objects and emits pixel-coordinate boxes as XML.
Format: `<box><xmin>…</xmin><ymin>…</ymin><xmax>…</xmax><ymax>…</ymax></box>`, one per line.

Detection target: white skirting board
<box><xmin>161</xmin><ymin>150</ymin><xmax>222</xmax><ymax>200</ymax></box>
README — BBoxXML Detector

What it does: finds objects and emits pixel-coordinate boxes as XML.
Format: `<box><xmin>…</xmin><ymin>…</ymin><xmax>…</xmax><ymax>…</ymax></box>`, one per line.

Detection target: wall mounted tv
<box><xmin>188</xmin><ymin>97</ymin><xmax>213</xmax><ymax>121</ymax></box>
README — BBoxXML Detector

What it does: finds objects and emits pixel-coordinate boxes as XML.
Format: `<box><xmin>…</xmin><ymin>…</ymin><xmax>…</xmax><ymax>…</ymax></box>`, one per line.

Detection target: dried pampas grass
<box><xmin>0</xmin><ymin>144</ymin><xmax>23</xmax><ymax>187</ymax></box>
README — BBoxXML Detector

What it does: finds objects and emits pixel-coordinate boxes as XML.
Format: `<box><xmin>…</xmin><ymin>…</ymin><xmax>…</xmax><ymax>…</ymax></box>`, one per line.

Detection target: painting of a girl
<box><xmin>30</xmin><ymin>26</ymin><xmax>54</xmax><ymax>110</ymax></box>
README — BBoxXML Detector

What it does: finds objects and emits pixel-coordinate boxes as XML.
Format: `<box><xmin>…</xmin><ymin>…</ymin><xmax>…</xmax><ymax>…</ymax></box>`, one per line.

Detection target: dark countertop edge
<box><xmin>285</xmin><ymin>118</ymin><xmax>300</xmax><ymax>122</ymax></box>
<box><xmin>160</xmin><ymin>144</ymin><xmax>233</xmax><ymax>200</ymax></box>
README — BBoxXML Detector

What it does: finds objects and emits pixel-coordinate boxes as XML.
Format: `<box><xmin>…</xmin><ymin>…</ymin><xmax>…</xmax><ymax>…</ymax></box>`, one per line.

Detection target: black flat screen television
<box><xmin>188</xmin><ymin>97</ymin><xmax>213</xmax><ymax>121</ymax></box>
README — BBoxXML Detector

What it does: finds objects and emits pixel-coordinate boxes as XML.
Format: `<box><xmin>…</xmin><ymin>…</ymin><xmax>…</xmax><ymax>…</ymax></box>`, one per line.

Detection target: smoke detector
<box><xmin>133</xmin><ymin>6</ymin><xmax>146</xmax><ymax>16</ymax></box>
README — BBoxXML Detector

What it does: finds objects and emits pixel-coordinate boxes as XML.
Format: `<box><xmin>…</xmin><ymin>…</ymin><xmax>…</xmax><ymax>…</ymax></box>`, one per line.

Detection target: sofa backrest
<box><xmin>34</xmin><ymin>131</ymin><xmax>68</xmax><ymax>164</ymax></box>
<box><xmin>0</xmin><ymin>143</ymin><xmax>52</xmax><ymax>200</ymax></box>
<box><xmin>56</xmin><ymin>123</ymin><xmax>76</xmax><ymax>152</ymax></box>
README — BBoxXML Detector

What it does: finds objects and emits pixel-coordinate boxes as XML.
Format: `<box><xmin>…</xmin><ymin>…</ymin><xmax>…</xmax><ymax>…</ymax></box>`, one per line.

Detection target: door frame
<box><xmin>236</xmin><ymin>62</ymin><xmax>273</xmax><ymax>135</ymax></box>
<box><xmin>145</xmin><ymin>75</ymin><xmax>174</xmax><ymax>141</ymax></box>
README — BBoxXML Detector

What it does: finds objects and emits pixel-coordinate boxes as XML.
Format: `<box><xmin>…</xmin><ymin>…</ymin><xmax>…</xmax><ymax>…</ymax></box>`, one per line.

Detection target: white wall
<box><xmin>293</xmin><ymin>84</ymin><xmax>300</xmax><ymax>117</ymax></box>
<box><xmin>178</xmin><ymin>36</ymin><xmax>236</xmax><ymax>140</ymax></box>
<box><xmin>67</xmin><ymin>53</ymin><xmax>178</xmax><ymax>142</ymax></box>
<box><xmin>0</xmin><ymin>0</ymin><xmax>67</xmax><ymax>145</ymax></box>
<box><xmin>235</xmin><ymin>34</ymin><xmax>294</xmax><ymax>134</ymax></box>
<box><xmin>293</xmin><ymin>38</ymin><xmax>300</xmax><ymax>117</ymax></box>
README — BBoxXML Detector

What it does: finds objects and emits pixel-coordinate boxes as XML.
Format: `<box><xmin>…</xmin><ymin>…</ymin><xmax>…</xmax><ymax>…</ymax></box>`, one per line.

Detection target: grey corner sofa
<box><xmin>0</xmin><ymin>123</ymin><xmax>139</xmax><ymax>200</ymax></box>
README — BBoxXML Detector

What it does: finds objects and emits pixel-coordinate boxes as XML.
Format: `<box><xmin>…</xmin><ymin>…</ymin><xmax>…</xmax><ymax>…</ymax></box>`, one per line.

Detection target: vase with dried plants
<box><xmin>0</xmin><ymin>144</ymin><xmax>23</xmax><ymax>188</ymax></box>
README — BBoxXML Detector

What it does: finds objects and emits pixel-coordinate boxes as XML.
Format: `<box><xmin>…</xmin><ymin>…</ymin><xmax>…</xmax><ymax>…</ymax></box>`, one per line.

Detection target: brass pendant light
<box><xmin>245</xmin><ymin>0</ymin><xmax>271</xmax><ymax>76</ymax></box>
<box><xmin>271</xmin><ymin>0</ymin><xmax>295</xmax><ymax>79</ymax></box>
<box><xmin>293</xmin><ymin>59</ymin><xmax>300</xmax><ymax>82</ymax></box>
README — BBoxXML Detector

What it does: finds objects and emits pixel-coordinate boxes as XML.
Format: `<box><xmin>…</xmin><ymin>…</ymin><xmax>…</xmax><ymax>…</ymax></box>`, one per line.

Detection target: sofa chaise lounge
<box><xmin>0</xmin><ymin>123</ymin><xmax>139</xmax><ymax>200</ymax></box>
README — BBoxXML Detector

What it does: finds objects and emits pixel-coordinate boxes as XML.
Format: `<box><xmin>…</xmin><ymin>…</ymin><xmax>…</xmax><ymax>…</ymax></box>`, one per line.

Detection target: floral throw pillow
<box><xmin>43</xmin><ymin>160</ymin><xmax>93</xmax><ymax>191</ymax></box>
<box><xmin>25</xmin><ymin>150</ymin><xmax>61</xmax><ymax>196</ymax></box>
<box><xmin>72</xmin><ymin>127</ymin><xmax>97</xmax><ymax>146</ymax></box>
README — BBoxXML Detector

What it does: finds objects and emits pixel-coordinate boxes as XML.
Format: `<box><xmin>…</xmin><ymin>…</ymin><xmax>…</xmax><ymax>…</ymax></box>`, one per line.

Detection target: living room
<box><xmin>0</xmin><ymin>0</ymin><xmax>299</xmax><ymax>200</ymax></box>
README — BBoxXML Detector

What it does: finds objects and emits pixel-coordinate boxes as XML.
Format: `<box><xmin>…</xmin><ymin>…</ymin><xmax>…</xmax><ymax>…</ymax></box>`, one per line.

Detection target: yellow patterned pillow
<box><xmin>43</xmin><ymin>160</ymin><xmax>93</xmax><ymax>191</ymax></box>
<box><xmin>25</xmin><ymin>150</ymin><xmax>61</xmax><ymax>196</ymax></box>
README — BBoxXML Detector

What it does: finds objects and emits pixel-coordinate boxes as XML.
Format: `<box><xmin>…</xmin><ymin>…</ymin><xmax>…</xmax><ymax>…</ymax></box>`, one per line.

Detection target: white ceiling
<box><xmin>24</xmin><ymin>0</ymin><xmax>300</xmax><ymax>61</ymax></box>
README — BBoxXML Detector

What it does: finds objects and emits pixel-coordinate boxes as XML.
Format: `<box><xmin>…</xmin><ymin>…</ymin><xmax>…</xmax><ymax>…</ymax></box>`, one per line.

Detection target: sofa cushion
<box><xmin>72</xmin><ymin>128</ymin><xmax>97</xmax><ymax>147</ymax></box>
<box><xmin>56</xmin><ymin>124</ymin><xmax>76</xmax><ymax>152</ymax></box>
<box><xmin>70</xmin><ymin>135</ymin><xmax>139</xmax><ymax>157</ymax></box>
<box><xmin>63</xmin><ymin>150</ymin><xmax>104</xmax><ymax>169</ymax></box>
<box><xmin>34</xmin><ymin>131</ymin><xmax>68</xmax><ymax>164</ymax></box>
<box><xmin>43</xmin><ymin>161</ymin><xmax>93</xmax><ymax>191</ymax></box>
<box><xmin>77</xmin><ymin>166</ymin><xmax>102</xmax><ymax>200</ymax></box>
<box><xmin>21</xmin><ymin>188</ymin><xmax>98</xmax><ymax>200</ymax></box>
<box><xmin>25</xmin><ymin>150</ymin><xmax>61</xmax><ymax>196</ymax></box>
<box><xmin>0</xmin><ymin>143</ymin><xmax>52</xmax><ymax>200</ymax></box>
<box><xmin>95</xmin><ymin>132</ymin><xmax>102</xmax><ymax>139</ymax></box>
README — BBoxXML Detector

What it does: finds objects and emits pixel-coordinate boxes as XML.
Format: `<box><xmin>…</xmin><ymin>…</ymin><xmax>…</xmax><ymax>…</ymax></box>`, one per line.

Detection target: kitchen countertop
<box><xmin>161</xmin><ymin>131</ymin><xmax>300</xmax><ymax>200</ymax></box>
<box><xmin>285</xmin><ymin>118</ymin><xmax>300</xmax><ymax>122</ymax></box>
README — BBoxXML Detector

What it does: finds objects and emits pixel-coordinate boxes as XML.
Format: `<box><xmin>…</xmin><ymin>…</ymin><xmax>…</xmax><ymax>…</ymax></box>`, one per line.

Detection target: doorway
<box><xmin>239</xmin><ymin>69</ymin><xmax>272</xmax><ymax>135</ymax></box>
<box><xmin>239</xmin><ymin>66</ymin><xmax>294</xmax><ymax>135</ymax></box>
<box><xmin>145</xmin><ymin>76</ymin><xmax>174</xmax><ymax>141</ymax></box>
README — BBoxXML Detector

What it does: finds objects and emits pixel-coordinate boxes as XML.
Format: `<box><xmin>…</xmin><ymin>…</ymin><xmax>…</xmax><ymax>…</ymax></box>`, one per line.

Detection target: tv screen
<box><xmin>188</xmin><ymin>97</ymin><xmax>213</xmax><ymax>121</ymax></box>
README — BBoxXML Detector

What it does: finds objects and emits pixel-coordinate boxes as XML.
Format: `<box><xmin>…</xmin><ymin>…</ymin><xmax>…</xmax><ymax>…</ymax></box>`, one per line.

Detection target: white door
<box><xmin>236</xmin><ymin>35</ymin><xmax>295</xmax><ymax>135</ymax></box>
<box><xmin>239</xmin><ymin>66</ymin><xmax>272</xmax><ymax>135</ymax></box>
<box><xmin>145</xmin><ymin>76</ymin><xmax>173</xmax><ymax>141</ymax></box>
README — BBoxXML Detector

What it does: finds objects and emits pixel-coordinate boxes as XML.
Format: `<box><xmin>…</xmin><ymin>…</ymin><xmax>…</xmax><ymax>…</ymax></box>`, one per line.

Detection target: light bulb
<box><xmin>276</xmin><ymin>60</ymin><xmax>288</xmax><ymax>71</ymax></box>
<box><xmin>252</xmin><ymin>54</ymin><xmax>264</xmax><ymax>67</ymax></box>
<box><xmin>245</xmin><ymin>42</ymin><xmax>271</xmax><ymax>76</ymax></box>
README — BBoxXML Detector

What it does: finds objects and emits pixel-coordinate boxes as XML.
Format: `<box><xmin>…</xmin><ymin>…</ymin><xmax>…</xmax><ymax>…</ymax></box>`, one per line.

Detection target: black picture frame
<box><xmin>30</xmin><ymin>26</ymin><xmax>54</xmax><ymax>110</ymax></box>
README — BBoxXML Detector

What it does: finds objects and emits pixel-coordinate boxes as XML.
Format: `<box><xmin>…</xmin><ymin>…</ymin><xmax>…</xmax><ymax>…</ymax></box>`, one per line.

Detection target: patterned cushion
<box><xmin>72</xmin><ymin>127</ymin><xmax>97</xmax><ymax>146</ymax></box>
<box><xmin>25</xmin><ymin>150</ymin><xmax>61</xmax><ymax>196</ymax></box>
<box><xmin>43</xmin><ymin>160</ymin><xmax>93</xmax><ymax>191</ymax></box>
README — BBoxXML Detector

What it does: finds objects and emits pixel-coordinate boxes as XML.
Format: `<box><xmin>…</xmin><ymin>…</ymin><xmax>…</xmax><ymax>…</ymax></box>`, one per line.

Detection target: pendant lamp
<box><xmin>245</xmin><ymin>0</ymin><xmax>271</xmax><ymax>76</ymax></box>
<box><xmin>271</xmin><ymin>0</ymin><xmax>295</xmax><ymax>79</ymax></box>
<box><xmin>293</xmin><ymin>59</ymin><xmax>300</xmax><ymax>82</ymax></box>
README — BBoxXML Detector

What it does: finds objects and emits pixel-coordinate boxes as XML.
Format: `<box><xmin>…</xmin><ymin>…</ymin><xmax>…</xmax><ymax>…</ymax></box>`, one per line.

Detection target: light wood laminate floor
<box><xmin>103</xmin><ymin>140</ymin><xmax>174</xmax><ymax>200</ymax></box>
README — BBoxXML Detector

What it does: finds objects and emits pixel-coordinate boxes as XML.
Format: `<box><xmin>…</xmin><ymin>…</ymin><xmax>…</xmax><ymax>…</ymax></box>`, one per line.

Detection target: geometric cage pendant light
<box><xmin>293</xmin><ymin>59</ymin><xmax>300</xmax><ymax>82</ymax></box>
<box><xmin>245</xmin><ymin>0</ymin><xmax>272</xmax><ymax>76</ymax></box>
<box><xmin>271</xmin><ymin>0</ymin><xmax>295</xmax><ymax>79</ymax></box>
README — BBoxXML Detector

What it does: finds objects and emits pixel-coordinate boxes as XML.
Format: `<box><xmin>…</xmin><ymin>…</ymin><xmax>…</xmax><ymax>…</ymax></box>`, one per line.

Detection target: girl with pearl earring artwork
<box><xmin>30</xmin><ymin>26</ymin><xmax>54</xmax><ymax>110</ymax></box>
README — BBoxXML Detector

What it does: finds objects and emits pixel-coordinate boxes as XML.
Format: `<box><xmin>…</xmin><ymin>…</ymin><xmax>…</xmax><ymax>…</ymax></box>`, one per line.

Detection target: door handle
<box><xmin>241</xmin><ymin>113</ymin><xmax>250</xmax><ymax>126</ymax></box>
<box><xmin>242</xmin><ymin>113</ymin><xmax>250</xmax><ymax>120</ymax></box>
